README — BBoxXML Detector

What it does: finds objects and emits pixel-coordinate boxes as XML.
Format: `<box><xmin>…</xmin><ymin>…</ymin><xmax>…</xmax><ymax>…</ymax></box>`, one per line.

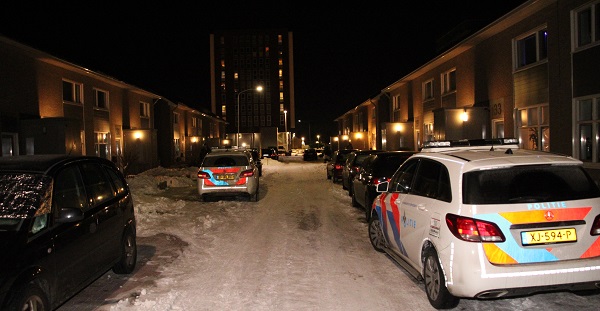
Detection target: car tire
<box><xmin>112</xmin><ymin>228</ymin><xmax>137</xmax><ymax>274</ymax></box>
<box><xmin>252</xmin><ymin>187</ymin><xmax>259</xmax><ymax>202</ymax></box>
<box><xmin>368</xmin><ymin>214</ymin><xmax>386</xmax><ymax>253</ymax></box>
<box><xmin>7</xmin><ymin>282</ymin><xmax>49</xmax><ymax>311</ymax></box>
<box><xmin>423</xmin><ymin>248</ymin><xmax>459</xmax><ymax>309</ymax></box>
<box><xmin>364</xmin><ymin>191</ymin><xmax>372</xmax><ymax>221</ymax></box>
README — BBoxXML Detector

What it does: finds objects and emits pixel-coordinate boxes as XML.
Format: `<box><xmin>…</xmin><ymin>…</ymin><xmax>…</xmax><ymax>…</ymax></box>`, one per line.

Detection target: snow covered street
<box><xmin>58</xmin><ymin>157</ymin><xmax>600</xmax><ymax>311</ymax></box>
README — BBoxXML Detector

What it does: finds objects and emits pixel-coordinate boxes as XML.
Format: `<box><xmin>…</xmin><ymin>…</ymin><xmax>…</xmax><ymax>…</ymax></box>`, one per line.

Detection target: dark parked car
<box><xmin>303</xmin><ymin>148</ymin><xmax>318</xmax><ymax>161</ymax></box>
<box><xmin>326</xmin><ymin>149</ymin><xmax>357</xmax><ymax>182</ymax></box>
<box><xmin>352</xmin><ymin>151</ymin><xmax>416</xmax><ymax>220</ymax></box>
<box><xmin>342</xmin><ymin>150</ymin><xmax>384</xmax><ymax>195</ymax></box>
<box><xmin>0</xmin><ymin>155</ymin><xmax>137</xmax><ymax>311</ymax></box>
<box><xmin>261</xmin><ymin>147</ymin><xmax>279</xmax><ymax>160</ymax></box>
<box><xmin>248</xmin><ymin>148</ymin><xmax>263</xmax><ymax>176</ymax></box>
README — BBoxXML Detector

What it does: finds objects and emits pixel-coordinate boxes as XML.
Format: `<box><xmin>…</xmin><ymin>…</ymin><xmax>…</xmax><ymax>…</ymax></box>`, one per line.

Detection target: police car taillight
<box><xmin>373</xmin><ymin>177</ymin><xmax>389</xmax><ymax>185</ymax></box>
<box><xmin>240</xmin><ymin>169</ymin><xmax>254</xmax><ymax>177</ymax></box>
<box><xmin>446</xmin><ymin>214</ymin><xmax>505</xmax><ymax>242</ymax></box>
<box><xmin>197</xmin><ymin>171</ymin><xmax>210</xmax><ymax>179</ymax></box>
<box><xmin>590</xmin><ymin>215</ymin><xmax>600</xmax><ymax>236</ymax></box>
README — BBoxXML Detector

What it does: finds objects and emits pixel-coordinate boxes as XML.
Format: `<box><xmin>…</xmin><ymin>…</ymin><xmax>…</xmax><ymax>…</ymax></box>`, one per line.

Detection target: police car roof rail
<box><xmin>422</xmin><ymin>138</ymin><xmax>519</xmax><ymax>151</ymax></box>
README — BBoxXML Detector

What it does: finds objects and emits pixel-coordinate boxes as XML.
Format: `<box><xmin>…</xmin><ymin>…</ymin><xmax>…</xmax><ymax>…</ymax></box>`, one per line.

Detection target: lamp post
<box><xmin>237</xmin><ymin>86</ymin><xmax>263</xmax><ymax>148</ymax></box>
<box><xmin>284</xmin><ymin>110</ymin><xmax>288</xmax><ymax>152</ymax></box>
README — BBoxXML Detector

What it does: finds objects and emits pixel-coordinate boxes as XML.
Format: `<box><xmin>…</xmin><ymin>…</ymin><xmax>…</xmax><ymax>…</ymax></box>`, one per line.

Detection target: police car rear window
<box><xmin>202</xmin><ymin>155</ymin><xmax>249</xmax><ymax>167</ymax></box>
<box><xmin>463</xmin><ymin>165</ymin><xmax>600</xmax><ymax>204</ymax></box>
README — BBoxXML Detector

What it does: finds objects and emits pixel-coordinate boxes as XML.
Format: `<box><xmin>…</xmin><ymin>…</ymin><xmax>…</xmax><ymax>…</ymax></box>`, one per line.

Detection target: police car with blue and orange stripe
<box><xmin>197</xmin><ymin>148</ymin><xmax>260</xmax><ymax>202</ymax></box>
<box><xmin>368</xmin><ymin>138</ymin><xmax>600</xmax><ymax>309</ymax></box>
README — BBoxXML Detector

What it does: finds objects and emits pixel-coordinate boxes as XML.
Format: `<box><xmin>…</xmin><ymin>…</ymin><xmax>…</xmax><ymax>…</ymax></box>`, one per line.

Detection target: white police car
<box><xmin>368</xmin><ymin>138</ymin><xmax>600</xmax><ymax>309</ymax></box>
<box><xmin>197</xmin><ymin>149</ymin><xmax>260</xmax><ymax>201</ymax></box>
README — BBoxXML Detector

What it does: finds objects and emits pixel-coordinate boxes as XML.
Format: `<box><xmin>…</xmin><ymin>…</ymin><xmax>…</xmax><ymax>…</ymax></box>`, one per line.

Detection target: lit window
<box><xmin>140</xmin><ymin>102</ymin><xmax>150</xmax><ymax>118</ymax></box>
<box><xmin>517</xmin><ymin>105</ymin><xmax>549</xmax><ymax>151</ymax></box>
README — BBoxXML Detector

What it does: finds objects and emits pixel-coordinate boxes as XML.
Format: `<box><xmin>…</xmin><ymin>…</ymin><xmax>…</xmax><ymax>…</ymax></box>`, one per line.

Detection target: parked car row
<box><xmin>326</xmin><ymin>149</ymin><xmax>357</xmax><ymax>182</ymax></box>
<box><xmin>351</xmin><ymin>151</ymin><xmax>416</xmax><ymax>221</ymax></box>
<box><xmin>341</xmin><ymin>150</ymin><xmax>384</xmax><ymax>195</ymax></box>
<box><xmin>328</xmin><ymin>139</ymin><xmax>600</xmax><ymax>309</ymax></box>
<box><xmin>328</xmin><ymin>149</ymin><xmax>415</xmax><ymax>221</ymax></box>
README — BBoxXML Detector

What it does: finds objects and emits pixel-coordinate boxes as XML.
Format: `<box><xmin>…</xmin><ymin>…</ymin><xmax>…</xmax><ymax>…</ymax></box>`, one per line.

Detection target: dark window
<box><xmin>104</xmin><ymin>164</ymin><xmax>126</xmax><ymax>196</ymax></box>
<box><xmin>372</xmin><ymin>155</ymin><xmax>411</xmax><ymax>177</ymax></box>
<box><xmin>463</xmin><ymin>165</ymin><xmax>600</xmax><ymax>204</ymax></box>
<box><xmin>80</xmin><ymin>163</ymin><xmax>115</xmax><ymax>207</ymax></box>
<box><xmin>516</xmin><ymin>28</ymin><xmax>547</xmax><ymax>68</ymax></box>
<box><xmin>410</xmin><ymin>159</ymin><xmax>451</xmax><ymax>202</ymax></box>
<box><xmin>389</xmin><ymin>158</ymin><xmax>419</xmax><ymax>193</ymax></box>
<box><xmin>95</xmin><ymin>89</ymin><xmax>108</xmax><ymax>109</ymax></box>
<box><xmin>53</xmin><ymin>166</ymin><xmax>87</xmax><ymax>210</ymax></box>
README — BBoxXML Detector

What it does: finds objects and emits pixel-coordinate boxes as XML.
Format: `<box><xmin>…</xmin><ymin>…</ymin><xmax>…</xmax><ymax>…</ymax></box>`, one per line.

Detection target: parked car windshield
<box><xmin>463</xmin><ymin>165</ymin><xmax>600</xmax><ymax>204</ymax></box>
<box><xmin>0</xmin><ymin>173</ymin><xmax>52</xmax><ymax>230</ymax></box>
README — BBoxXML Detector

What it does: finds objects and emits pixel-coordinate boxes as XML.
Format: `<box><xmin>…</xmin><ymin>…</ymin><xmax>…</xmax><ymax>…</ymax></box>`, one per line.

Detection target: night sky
<box><xmin>0</xmin><ymin>1</ymin><xmax>527</xmax><ymax>141</ymax></box>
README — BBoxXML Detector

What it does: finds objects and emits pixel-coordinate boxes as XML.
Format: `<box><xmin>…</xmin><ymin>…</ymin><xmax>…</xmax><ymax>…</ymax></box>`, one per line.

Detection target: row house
<box><xmin>333</xmin><ymin>0</ymin><xmax>600</xmax><ymax>179</ymax></box>
<box><xmin>0</xmin><ymin>35</ymin><xmax>226</xmax><ymax>174</ymax></box>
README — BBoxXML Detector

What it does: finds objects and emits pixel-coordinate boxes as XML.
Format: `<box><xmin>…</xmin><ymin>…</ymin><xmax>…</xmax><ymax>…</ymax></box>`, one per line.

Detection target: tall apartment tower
<box><xmin>209</xmin><ymin>29</ymin><xmax>295</xmax><ymax>149</ymax></box>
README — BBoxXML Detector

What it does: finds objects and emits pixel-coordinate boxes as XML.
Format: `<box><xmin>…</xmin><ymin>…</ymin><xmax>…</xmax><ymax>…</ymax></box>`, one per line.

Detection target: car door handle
<box><xmin>417</xmin><ymin>204</ymin><xmax>426</xmax><ymax>211</ymax></box>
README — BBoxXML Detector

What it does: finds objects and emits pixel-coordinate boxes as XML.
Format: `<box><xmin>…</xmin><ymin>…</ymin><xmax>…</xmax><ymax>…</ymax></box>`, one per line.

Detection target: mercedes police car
<box><xmin>368</xmin><ymin>138</ymin><xmax>600</xmax><ymax>309</ymax></box>
<box><xmin>197</xmin><ymin>149</ymin><xmax>260</xmax><ymax>201</ymax></box>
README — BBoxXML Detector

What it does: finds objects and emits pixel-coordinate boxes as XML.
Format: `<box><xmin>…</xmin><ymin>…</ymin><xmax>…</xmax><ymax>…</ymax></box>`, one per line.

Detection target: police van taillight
<box><xmin>197</xmin><ymin>171</ymin><xmax>210</xmax><ymax>179</ymax></box>
<box><xmin>446</xmin><ymin>213</ymin><xmax>505</xmax><ymax>242</ymax></box>
<box><xmin>240</xmin><ymin>169</ymin><xmax>254</xmax><ymax>177</ymax></box>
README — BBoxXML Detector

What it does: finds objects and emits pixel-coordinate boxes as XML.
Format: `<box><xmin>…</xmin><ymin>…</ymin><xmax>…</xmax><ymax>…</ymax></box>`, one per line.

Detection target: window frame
<box><xmin>516</xmin><ymin>104</ymin><xmax>549</xmax><ymax>151</ymax></box>
<box><xmin>513</xmin><ymin>26</ymin><xmax>548</xmax><ymax>70</ymax></box>
<box><xmin>422</xmin><ymin>79</ymin><xmax>434</xmax><ymax>101</ymax></box>
<box><xmin>94</xmin><ymin>132</ymin><xmax>111</xmax><ymax>159</ymax></box>
<box><xmin>572</xmin><ymin>1</ymin><xmax>600</xmax><ymax>50</ymax></box>
<box><xmin>574</xmin><ymin>95</ymin><xmax>600</xmax><ymax>163</ymax></box>
<box><xmin>140</xmin><ymin>101</ymin><xmax>150</xmax><ymax>118</ymax></box>
<box><xmin>441</xmin><ymin>68</ymin><xmax>456</xmax><ymax>95</ymax></box>
<box><xmin>94</xmin><ymin>88</ymin><xmax>109</xmax><ymax>110</ymax></box>
<box><xmin>62</xmin><ymin>79</ymin><xmax>83</xmax><ymax>104</ymax></box>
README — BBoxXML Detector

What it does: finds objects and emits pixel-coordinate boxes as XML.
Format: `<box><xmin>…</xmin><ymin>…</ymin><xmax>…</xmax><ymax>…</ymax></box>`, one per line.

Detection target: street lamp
<box><xmin>237</xmin><ymin>86</ymin><xmax>263</xmax><ymax>148</ymax></box>
<box><xmin>284</xmin><ymin>110</ymin><xmax>288</xmax><ymax>152</ymax></box>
